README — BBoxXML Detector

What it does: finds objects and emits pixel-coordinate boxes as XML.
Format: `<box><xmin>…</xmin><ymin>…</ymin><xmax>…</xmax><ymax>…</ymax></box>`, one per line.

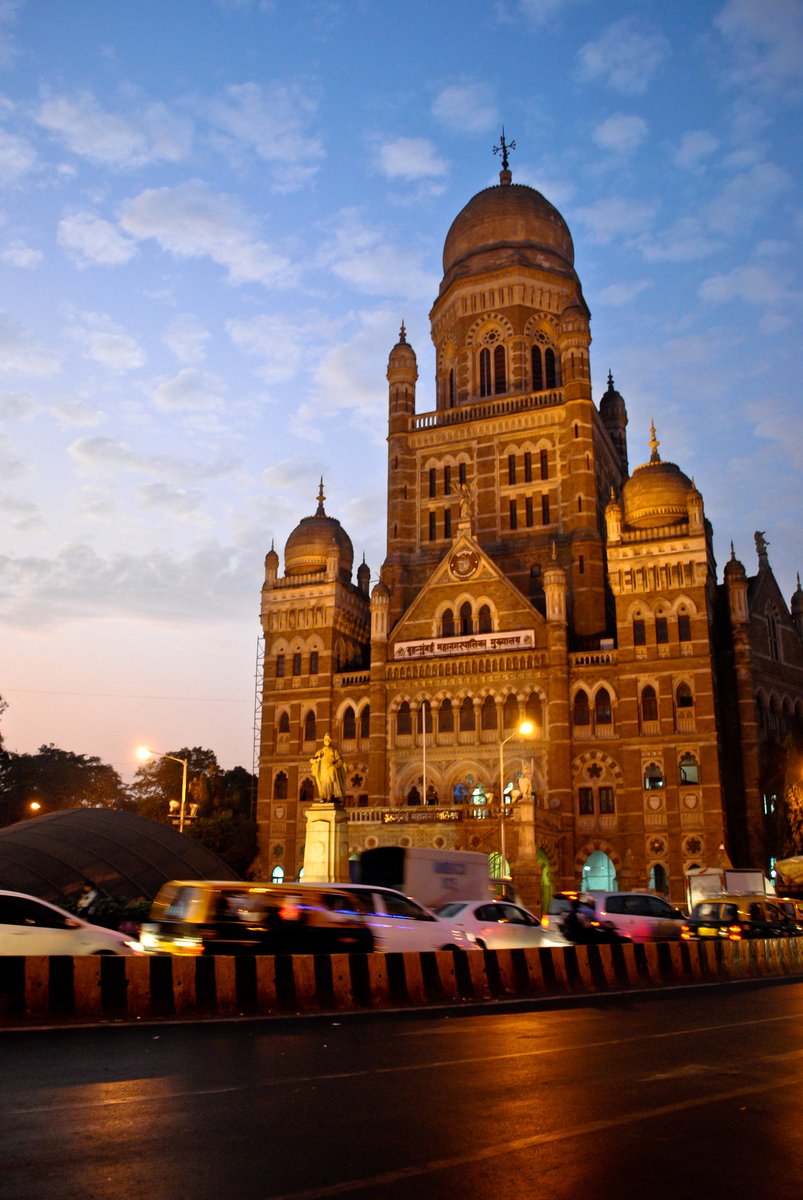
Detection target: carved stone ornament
<box><xmin>449</xmin><ymin>549</ymin><xmax>479</xmax><ymax>579</ymax></box>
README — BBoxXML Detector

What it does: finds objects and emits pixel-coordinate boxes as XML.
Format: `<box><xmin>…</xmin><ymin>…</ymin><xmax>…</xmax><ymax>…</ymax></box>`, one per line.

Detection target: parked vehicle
<box><xmin>775</xmin><ymin>896</ymin><xmax>803</xmax><ymax>933</ymax></box>
<box><xmin>352</xmin><ymin>847</ymin><xmax>492</xmax><ymax>910</ymax></box>
<box><xmin>434</xmin><ymin>899</ymin><xmax>543</xmax><ymax>950</ymax></box>
<box><xmin>682</xmin><ymin>895</ymin><xmax>794</xmax><ymax>941</ymax></box>
<box><xmin>541</xmin><ymin>890</ymin><xmax>684</xmax><ymax>944</ymax></box>
<box><xmin>0</xmin><ymin>889</ymin><xmax>143</xmax><ymax>956</ymax></box>
<box><xmin>312</xmin><ymin>882</ymin><xmax>472</xmax><ymax>953</ymax></box>
<box><xmin>139</xmin><ymin>881</ymin><xmax>374</xmax><ymax>956</ymax></box>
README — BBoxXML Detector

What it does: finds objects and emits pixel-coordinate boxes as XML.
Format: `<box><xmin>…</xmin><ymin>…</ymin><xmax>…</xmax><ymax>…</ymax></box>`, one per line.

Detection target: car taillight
<box><xmin>278</xmin><ymin>901</ymin><xmax>302</xmax><ymax>922</ymax></box>
<box><xmin>681</xmin><ymin>924</ymin><xmax>691</xmax><ymax>940</ymax></box>
<box><xmin>540</xmin><ymin>915</ymin><xmax>549</xmax><ymax>929</ymax></box>
<box><xmin>727</xmin><ymin>924</ymin><xmax>742</xmax><ymax>941</ymax></box>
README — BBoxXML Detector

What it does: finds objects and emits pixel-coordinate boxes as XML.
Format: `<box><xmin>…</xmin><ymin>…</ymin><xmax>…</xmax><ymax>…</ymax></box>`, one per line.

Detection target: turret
<box><xmin>386</xmin><ymin>321</ymin><xmax>417</xmax><ymax>435</ymax></box>
<box><xmin>599</xmin><ymin>371</ymin><xmax>629</xmax><ymax>476</ymax></box>
<box><xmin>792</xmin><ymin>573</ymin><xmax>803</xmax><ymax>639</ymax></box>
<box><xmin>724</xmin><ymin>543</ymin><xmax>748</xmax><ymax>626</ymax></box>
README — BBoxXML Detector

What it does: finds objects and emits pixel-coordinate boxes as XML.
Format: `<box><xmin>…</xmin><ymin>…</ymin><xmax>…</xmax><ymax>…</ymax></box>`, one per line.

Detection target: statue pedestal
<box><xmin>512</xmin><ymin>797</ymin><xmax>542</xmax><ymax>913</ymax></box>
<box><xmin>302</xmin><ymin>802</ymin><xmax>350</xmax><ymax>883</ymax></box>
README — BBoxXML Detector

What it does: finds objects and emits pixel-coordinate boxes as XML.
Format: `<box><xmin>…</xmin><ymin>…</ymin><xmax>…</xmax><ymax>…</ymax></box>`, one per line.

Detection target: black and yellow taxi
<box><xmin>681</xmin><ymin>894</ymin><xmax>792</xmax><ymax>941</ymax></box>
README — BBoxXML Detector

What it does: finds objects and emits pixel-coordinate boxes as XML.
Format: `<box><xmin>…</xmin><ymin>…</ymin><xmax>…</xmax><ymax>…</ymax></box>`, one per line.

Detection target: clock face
<box><xmin>449</xmin><ymin>549</ymin><xmax>479</xmax><ymax>579</ymax></box>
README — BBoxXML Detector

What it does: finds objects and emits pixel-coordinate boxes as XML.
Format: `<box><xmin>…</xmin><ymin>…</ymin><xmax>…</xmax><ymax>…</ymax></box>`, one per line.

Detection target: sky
<box><xmin>0</xmin><ymin>0</ymin><xmax>801</xmax><ymax>783</ymax></box>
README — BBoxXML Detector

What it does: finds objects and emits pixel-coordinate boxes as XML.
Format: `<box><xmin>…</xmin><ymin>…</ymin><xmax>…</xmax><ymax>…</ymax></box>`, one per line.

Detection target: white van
<box><xmin>297</xmin><ymin>882</ymin><xmax>472</xmax><ymax>953</ymax></box>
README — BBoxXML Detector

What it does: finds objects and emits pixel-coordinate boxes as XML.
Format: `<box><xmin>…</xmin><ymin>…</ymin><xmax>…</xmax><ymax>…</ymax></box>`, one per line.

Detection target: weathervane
<box><xmin>493</xmin><ymin>128</ymin><xmax>516</xmax><ymax>171</ymax></box>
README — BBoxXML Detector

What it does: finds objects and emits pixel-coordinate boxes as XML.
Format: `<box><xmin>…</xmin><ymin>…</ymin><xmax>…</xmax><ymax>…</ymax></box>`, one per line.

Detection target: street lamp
<box><xmin>136</xmin><ymin>745</ymin><xmax>189</xmax><ymax>833</ymax></box>
<box><xmin>497</xmin><ymin>720</ymin><xmax>535</xmax><ymax>887</ymax></box>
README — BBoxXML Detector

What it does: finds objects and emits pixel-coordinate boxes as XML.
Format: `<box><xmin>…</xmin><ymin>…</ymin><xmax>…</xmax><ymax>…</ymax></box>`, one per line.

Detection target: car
<box><xmin>681</xmin><ymin>895</ymin><xmax>794</xmax><ymax>941</ymax></box>
<box><xmin>309</xmin><ymin>883</ymin><xmax>473</xmax><ymax>953</ymax></box>
<box><xmin>775</xmin><ymin>896</ymin><xmax>803</xmax><ymax>934</ymax></box>
<box><xmin>541</xmin><ymin>890</ymin><xmax>685</xmax><ymax>944</ymax></box>
<box><xmin>434</xmin><ymin>899</ymin><xmax>544</xmax><ymax>950</ymax></box>
<box><xmin>0</xmin><ymin>889</ymin><xmax>144</xmax><ymax>955</ymax></box>
<box><xmin>139</xmin><ymin>881</ymin><xmax>375</xmax><ymax>956</ymax></box>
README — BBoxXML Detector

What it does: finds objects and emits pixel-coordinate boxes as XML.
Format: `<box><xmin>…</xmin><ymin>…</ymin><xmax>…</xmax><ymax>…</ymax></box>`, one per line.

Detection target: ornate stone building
<box><xmin>256</xmin><ymin>160</ymin><xmax>803</xmax><ymax>910</ymax></box>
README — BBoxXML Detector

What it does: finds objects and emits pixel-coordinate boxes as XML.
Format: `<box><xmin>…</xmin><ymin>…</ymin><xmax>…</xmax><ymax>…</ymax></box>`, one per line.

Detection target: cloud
<box><xmin>206</xmin><ymin>80</ymin><xmax>324</xmax><ymax>191</ymax></box>
<box><xmin>319</xmin><ymin>210</ymin><xmax>438</xmax><ymax>301</ymax></box>
<box><xmin>699</xmin><ymin>260</ymin><xmax>799</xmax><ymax>330</ymax></box>
<box><xmin>68</xmin><ymin>435</ymin><xmax>236</xmax><ymax>484</ymax></box>
<box><xmin>572</xmin><ymin>195</ymin><xmax>656</xmax><ymax>245</ymax></box>
<box><xmin>120</xmin><ymin>180</ymin><xmax>292</xmax><ymax>287</ymax></box>
<box><xmin>375</xmin><ymin>136</ymin><xmax>447</xmax><ymax>182</ymax></box>
<box><xmin>576</xmin><ymin>18</ymin><xmax>670</xmax><ymax>94</ymax></box>
<box><xmin>743</xmin><ymin>392</ymin><xmax>803</xmax><ymax>469</ymax></box>
<box><xmin>136</xmin><ymin>481</ymin><xmax>206</xmax><ymax>516</ymax></box>
<box><xmin>432</xmin><ymin>82</ymin><xmax>498</xmax><ymax>134</ymax></box>
<box><xmin>1</xmin><ymin>238</ymin><xmax>42</xmax><ymax>268</ymax></box>
<box><xmin>636</xmin><ymin>217</ymin><xmax>721</xmax><ymax>263</ymax></box>
<box><xmin>162</xmin><ymin>315</ymin><xmax>209</xmax><ymax>365</ymax></box>
<box><xmin>58</xmin><ymin>211</ymin><xmax>137</xmax><ymax>267</ymax></box>
<box><xmin>715</xmin><ymin>0</ymin><xmax>803</xmax><ymax>96</ymax></box>
<box><xmin>592</xmin><ymin>113</ymin><xmax>648</xmax><ymax>154</ymax></box>
<box><xmin>151</xmin><ymin>367</ymin><xmax>227</xmax><ymax>412</ymax></box>
<box><xmin>0</xmin><ymin>491</ymin><xmax>40</xmax><ymax>531</ymax></box>
<box><xmin>51</xmin><ymin>399</ymin><xmax>105</xmax><ymax>428</ymax></box>
<box><xmin>673</xmin><ymin>130</ymin><xmax>720</xmax><ymax>170</ymax></box>
<box><xmin>226</xmin><ymin>313</ymin><xmax>308</xmax><ymax>385</ymax></box>
<box><xmin>0</xmin><ymin>389</ymin><xmax>34</xmax><ymax>419</ymax></box>
<box><xmin>514</xmin><ymin>0</ymin><xmax>569</xmax><ymax>28</ymax></box>
<box><xmin>0</xmin><ymin>312</ymin><xmax>59</xmax><ymax>375</ymax></box>
<box><xmin>0</xmin><ymin>127</ymin><xmax>36</xmax><ymax>183</ymax></box>
<box><xmin>706</xmin><ymin>162</ymin><xmax>791</xmax><ymax>234</ymax></box>
<box><xmin>33</xmin><ymin>89</ymin><xmax>193</xmax><ymax>169</ymax></box>
<box><xmin>67</xmin><ymin>312</ymin><xmax>146</xmax><ymax>372</ymax></box>
<box><xmin>596</xmin><ymin>278</ymin><xmax>652</xmax><ymax>306</ymax></box>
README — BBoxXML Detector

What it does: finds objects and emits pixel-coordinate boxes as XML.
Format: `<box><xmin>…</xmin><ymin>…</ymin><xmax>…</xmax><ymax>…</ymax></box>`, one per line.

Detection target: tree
<box><xmin>0</xmin><ymin>694</ymin><xmax>7</xmax><ymax>750</ymax></box>
<box><xmin>0</xmin><ymin>744</ymin><xmax>128</xmax><ymax>828</ymax></box>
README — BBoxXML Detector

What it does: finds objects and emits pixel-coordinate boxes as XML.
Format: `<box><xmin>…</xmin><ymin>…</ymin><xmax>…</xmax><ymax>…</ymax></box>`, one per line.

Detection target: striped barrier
<box><xmin>1</xmin><ymin>939</ymin><xmax>803</xmax><ymax>1027</ymax></box>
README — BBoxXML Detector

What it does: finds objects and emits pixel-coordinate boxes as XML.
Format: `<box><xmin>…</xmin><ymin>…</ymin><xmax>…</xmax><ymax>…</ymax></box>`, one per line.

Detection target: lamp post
<box><xmin>137</xmin><ymin>746</ymin><xmax>189</xmax><ymax>832</ymax></box>
<box><xmin>497</xmin><ymin>720</ymin><xmax>535</xmax><ymax>886</ymax></box>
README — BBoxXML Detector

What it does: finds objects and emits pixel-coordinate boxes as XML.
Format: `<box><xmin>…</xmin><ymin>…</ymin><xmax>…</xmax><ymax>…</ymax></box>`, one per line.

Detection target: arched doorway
<box><xmin>581</xmin><ymin>849</ymin><xmax>617</xmax><ymax>891</ymax></box>
<box><xmin>538</xmin><ymin>849</ymin><xmax>552</xmax><ymax>913</ymax></box>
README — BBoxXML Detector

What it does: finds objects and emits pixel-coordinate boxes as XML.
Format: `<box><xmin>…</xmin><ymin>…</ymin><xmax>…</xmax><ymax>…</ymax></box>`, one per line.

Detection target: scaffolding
<box><xmin>251</xmin><ymin>634</ymin><xmax>264</xmax><ymax>822</ymax></box>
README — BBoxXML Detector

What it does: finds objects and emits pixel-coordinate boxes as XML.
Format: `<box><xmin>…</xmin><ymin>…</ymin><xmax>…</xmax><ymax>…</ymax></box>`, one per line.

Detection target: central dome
<box><xmin>284</xmin><ymin>482</ymin><xmax>354</xmax><ymax>580</ymax></box>
<box><xmin>440</xmin><ymin>178</ymin><xmax>575</xmax><ymax>294</ymax></box>
<box><xmin>622</xmin><ymin>425</ymin><xmax>693</xmax><ymax>530</ymax></box>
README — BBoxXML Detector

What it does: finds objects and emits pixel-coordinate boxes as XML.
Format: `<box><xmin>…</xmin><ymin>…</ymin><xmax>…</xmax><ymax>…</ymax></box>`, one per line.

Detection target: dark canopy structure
<box><xmin>0</xmin><ymin>808</ymin><xmax>240</xmax><ymax>906</ymax></box>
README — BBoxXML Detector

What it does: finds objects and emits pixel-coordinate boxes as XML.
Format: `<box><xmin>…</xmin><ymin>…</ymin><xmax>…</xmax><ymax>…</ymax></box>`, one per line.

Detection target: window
<box><xmin>428</xmin><ymin>511</ymin><xmax>436</xmax><ymax>541</ymax></box>
<box><xmin>276</xmin><ymin>653</ymin><xmax>285</xmax><ymax>678</ymax></box>
<box><xmin>303</xmin><ymin>711</ymin><xmax>316</xmax><ymax>743</ymax></box>
<box><xmin>679</xmin><ymin>753</ymin><xmax>699</xmax><ymax>784</ymax></box>
<box><xmin>309</xmin><ymin>650</ymin><xmax>319</xmax><ymax>675</ymax></box>
<box><xmin>444</xmin><ymin>510</ymin><xmax>452</xmax><ymax>539</ymax></box>
<box><xmin>509</xmin><ymin>499</ymin><xmax>518</xmax><ymax>530</ymax></box>
<box><xmin>768</xmin><ymin>608</ymin><xmax>780</xmax><ymax>661</ymax></box>
<box><xmin>479</xmin><ymin>347</ymin><xmax>491</xmax><ymax>397</ymax></box>
<box><xmin>595</xmin><ymin>688</ymin><xmax>612</xmax><ymax>725</ymax></box>
<box><xmin>599</xmin><ymin>787</ymin><xmax>615</xmax><ymax>814</ymax></box>
<box><xmin>396</xmin><ymin>702</ymin><xmax>412</xmax><ymax>736</ymax></box>
<box><xmin>525</xmin><ymin>692</ymin><xmax>542</xmax><ymax>727</ymax></box>
<box><xmin>525</xmin><ymin>496</ymin><xmax>534</xmax><ymax>526</ymax></box>
<box><xmin>429</xmin><ymin>467</ymin><xmax>436</xmax><ymax>498</ymax></box>
<box><xmin>459</xmin><ymin>697</ymin><xmax>475</xmax><ymax>731</ymax></box>
<box><xmin>360</xmin><ymin>706</ymin><xmax>370</xmax><ymax>738</ymax></box>
<box><xmin>656</xmin><ymin>616</ymin><xmax>668</xmax><ymax>644</ymax></box>
<box><xmin>273</xmin><ymin>772</ymin><xmax>288</xmax><ymax>800</ymax></box>
<box><xmin>438</xmin><ymin>699</ymin><xmax>454</xmax><ymax>733</ymax></box>
<box><xmin>644</xmin><ymin>762</ymin><xmax>664</xmax><ymax>790</ymax></box>
<box><xmin>676</xmin><ymin>683</ymin><xmax>694</xmax><ymax>709</ymax></box>
<box><xmin>441</xmin><ymin>608</ymin><xmax>455</xmax><ymax>637</ymax></box>
<box><xmin>578</xmin><ymin>554</ymin><xmax>585</xmax><ymax>575</ymax></box>
<box><xmin>459</xmin><ymin>461</ymin><xmax>467</xmax><ymax>485</ymax></box>
<box><xmin>540</xmin><ymin>449</ymin><xmax>548</xmax><ymax>480</ymax></box>
<box><xmin>478</xmin><ymin>604</ymin><xmax>492</xmax><ymax>633</ymax></box>
<box><xmin>641</xmin><ymin>685</ymin><xmax>658</xmax><ymax>723</ymax></box>
<box><xmin>678</xmin><ymin>613</ymin><xmax>691</xmax><ymax>642</ymax></box>
<box><xmin>481</xmin><ymin>696</ymin><xmax>497</xmax><ymax>730</ymax></box>
<box><xmin>494</xmin><ymin>344</ymin><xmax>506</xmax><ymax>393</ymax></box>
<box><xmin>443</xmin><ymin>465</ymin><xmax>451</xmax><ymax>495</ymax></box>
<box><xmin>508</xmin><ymin>453</ymin><xmax>516</xmax><ymax>485</ymax></box>
<box><xmin>460</xmin><ymin>601</ymin><xmax>473</xmax><ymax>635</ymax></box>
<box><xmin>573</xmin><ymin>689</ymin><xmax>590</xmax><ymax>726</ymax></box>
<box><xmin>541</xmin><ymin>494</ymin><xmax>550</xmax><ymax>524</ymax></box>
<box><xmin>292</xmin><ymin>652</ymin><xmax>302</xmax><ymax>676</ymax></box>
<box><xmin>633</xmin><ymin>619</ymin><xmax>646</xmax><ymax>646</ymax></box>
<box><xmin>532</xmin><ymin>345</ymin><xmax>543</xmax><ymax>390</ymax></box>
<box><xmin>545</xmin><ymin>347</ymin><xmax>558</xmax><ymax>388</ymax></box>
<box><xmin>418</xmin><ymin>703</ymin><xmax>433</xmax><ymax>735</ymax></box>
<box><xmin>342</xmin><ymin>706</ymin><xmax>356</xmax><ymax>740</ymax></box>
<box><xmin>503</xmin><ymin>694</ymin><xmax>519</xmax><ymax>731</ymax></box>
<box><xmin>579</xmin><ymin>787</ymin><xmax>594</xmax><ymax>815</ymax></box>
<box><xmin>524</xmin><ymin>451</ymin><xmax>533</xmax><ymax>482</ymax></box>
<box><xmin>278</xmin><ymin>712</ymin><xmax>290</xmax><ymax>734</ymax></box>
<box><xmin>271</xmin><ymin>866</ymin><xmax>285</xmax><ymax>883</ymax></box>
<box><xmin>448</xmin><ymin>369</ymin><xmax>455</xmax><ymax>408</ymax></box>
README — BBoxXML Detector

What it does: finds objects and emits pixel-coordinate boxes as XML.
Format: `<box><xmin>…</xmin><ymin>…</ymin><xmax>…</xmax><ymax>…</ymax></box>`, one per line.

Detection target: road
<box><xmin>2</xmin><ymin>981</ymin><xmax>803</xmax><ymax>1200</ymax></box>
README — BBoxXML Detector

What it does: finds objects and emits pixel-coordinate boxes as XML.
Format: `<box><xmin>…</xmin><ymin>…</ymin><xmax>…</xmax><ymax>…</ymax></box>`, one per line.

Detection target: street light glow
<box><xmin>497</xmin><ymin>720</ymin><xmax>537</xmax><ymax>887</ymax></box>
<box><xmin>134</xmin><ymin>744</ymin><xmax>189</xmax><ymax>833</ymax></box>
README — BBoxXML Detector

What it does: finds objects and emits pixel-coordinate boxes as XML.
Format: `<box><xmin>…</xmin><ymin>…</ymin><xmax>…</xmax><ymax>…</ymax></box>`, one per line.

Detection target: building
<box><xmin>255</xmin><ymin>157</ymin><xmax>803</xmax><ymax>910</ymax></box>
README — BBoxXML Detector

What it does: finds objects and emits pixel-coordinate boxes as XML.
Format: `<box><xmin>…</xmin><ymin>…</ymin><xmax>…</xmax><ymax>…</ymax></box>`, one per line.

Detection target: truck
<box><xmin>685</xmin><ymin>866</ymin><xmax>774</xmax><ymax>910</ymax></box>
<box><xmin>351</xmin><ymin>846</ymin><xmax>493</xmax><ymax>910</ymax></box>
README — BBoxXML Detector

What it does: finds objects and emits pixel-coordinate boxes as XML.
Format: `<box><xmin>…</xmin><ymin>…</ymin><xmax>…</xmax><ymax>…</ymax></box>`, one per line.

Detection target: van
<box><xmin>139</xmin><ymin>881</ymin><xmax>374</xmax><ymax>956</ymax></box>
<box><xmin>681</xmin><ymin>894</ymin><xmax>793</xmax><ymax>941</ymax></box>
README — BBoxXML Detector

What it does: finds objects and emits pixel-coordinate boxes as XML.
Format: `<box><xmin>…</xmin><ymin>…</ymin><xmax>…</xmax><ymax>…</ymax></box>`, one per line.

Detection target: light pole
<box><xmin>137</xmin><ymin>746</ymin><xmax>189</xmax><ymax>832</ymax></box>
<box><xmin>497</xmin><ymin>720</ymin><xmax>535</xmax><ymax>886</ymax></box>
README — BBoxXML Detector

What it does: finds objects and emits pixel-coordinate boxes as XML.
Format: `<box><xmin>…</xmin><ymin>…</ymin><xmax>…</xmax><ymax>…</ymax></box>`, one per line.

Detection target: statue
<box><xmin>459</xmin><ymin>483</ymin><xmax>474</xmax><ymax>521</ymax></box>
<box><xmin>518</xmin><ymin>763</ymin><xmax>533</xmax><ymax>803</ymax></box>
<box><xmin>310</xmin><ymin>734</ymin><xmax>347</xmax><ymax>802</ymax></box>
<box><xmin>754</xmin><ymin>530</ymin><xmax>769</xmax><ymax>559</ymax></box>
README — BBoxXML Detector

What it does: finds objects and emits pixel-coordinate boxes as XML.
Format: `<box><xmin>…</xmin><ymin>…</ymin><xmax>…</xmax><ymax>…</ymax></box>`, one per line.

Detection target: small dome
<box><xmin>724</xmin><ymin>544</ymin><xmax>746</xmax><ymax>583</ymax></box>
<box><xmin>440</xmin><ymin>176</ymin><xmax>575</xmax><ymax>295</ymax></box>
<box><xmin>622</xmin><ymin>424</ymin><xmax>693</xmax><ymax>530</ymax></box>
<box><xmin>600</xmin><ymin>371</ymin><xmax>627</xmax><ymax>423</ymax></box>
<box><xmin>387</xmin><ymin>321</ymin><xmax>417</xmax><ymax>370</ymax></box>
<box><xmin>792</xmin><ymin>574</ymin><xmax>803</xmax><ymax>616</ymax></box>
<box><xmin>284</xmin><ymin>481</ymin><xmax>354</xmax><ymax>581</ymax></box>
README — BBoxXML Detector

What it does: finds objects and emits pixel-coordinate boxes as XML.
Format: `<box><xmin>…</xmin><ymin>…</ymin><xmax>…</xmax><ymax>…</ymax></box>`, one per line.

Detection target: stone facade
<box><xmin>256</xmin><ymin>167</ymin><xmax>803</xmax><ymax>911</ymax></box>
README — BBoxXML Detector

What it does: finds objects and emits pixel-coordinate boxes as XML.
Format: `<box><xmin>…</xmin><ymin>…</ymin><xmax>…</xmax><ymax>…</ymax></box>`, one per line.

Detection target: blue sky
<box><xmin>1</xmin><ymin>0</ymin><xmax>801</xmax><ymax>781</ymax></box>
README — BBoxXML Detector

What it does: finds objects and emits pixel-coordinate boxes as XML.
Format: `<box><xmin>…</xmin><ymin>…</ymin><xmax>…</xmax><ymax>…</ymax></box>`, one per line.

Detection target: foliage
<box><xmin>0</xmin><ymin>743</ymin><xmax>128</xmax><ymax>828</ymax></box>
<box><xmin>187</xmin><ymin>810</ymin><xmax>258</xmax><ymax>878</ymax></box>
<box><xmin>770</xmin><ymin>733</ymin><xmax>803</xmax><ymax>859</ymax></box>
<box><xmin>0</xmin><ymin>694</ymin><xmax>6</xmax><ymax>750</ymax></box>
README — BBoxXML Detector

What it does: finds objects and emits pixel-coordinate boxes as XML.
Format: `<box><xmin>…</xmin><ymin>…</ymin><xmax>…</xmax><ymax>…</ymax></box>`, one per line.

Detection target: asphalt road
<box><xmin>2</xmin><ymin>981</ymin><xmax>803</xmax><ymax>1200</ymax></box>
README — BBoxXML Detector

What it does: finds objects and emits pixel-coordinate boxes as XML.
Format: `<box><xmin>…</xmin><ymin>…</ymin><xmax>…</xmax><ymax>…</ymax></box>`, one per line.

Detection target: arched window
<box><xmin>503</xmin><ymin>694</ymin><xmax>519</xmax><ymax>731</ymax></box>
<box><xmin>649</xmin><ymin>864</ymin><xmax>668</xmax><ymax>894</ymax></box>
<box><xmin>676</xmin><ymin>683</ymin><xmax>694</xmax><ymax>709</ymax></box>
<box><xmin>406</xmin><ymin>785</ymin><xmax>421</xmax><ymax>806</ymax></box>
<box><xmin>493</xmin><ymin>344</ymin><xmax>506</xmax><ymax>394</ymax></box>
<box><xmin>644</xmin><ymin>762</ymin><xmax>664</xmax><ymax>790</ymax></box>
<box><xmin>641</xmin><ymin>685</ymin><xmax>658</xmax><ymax>723</ymax></box>
<box><xmin>342</xmin><ymin>706</ymin><xmax>356</xmax><ymax>740</ymax></box>
<box><xmin>360</xmin><ymin>705</ymin><xmax>370</xmax><ymax>739</ymax></box>
<box><xmin>525</xmin><ymin>692</ymin><xmax>542</xmax><ymax>728</ymax></box>
<box><xmin>531</xmin><ymin>345</ymin><xmax>543</xmax><ymax>391</ymax></box>
<box><xmin>438</xmin><ymin>698</ymin><xmax>454</xmax><ymax>733</ymax></box>
<box><xmin>545</xmin><ymin>347</ymin><xmax>558</xmax><ymax>388</ymax></box>
<box><xmin>481</xmin><ymin>695</ymin><xmax>497</xmax><ymax>730</ymax></box>
<box><xmin>278</xmin><ymin>712</ymin><xmax>290</xmax><ymax>734</ymax></box>
<box><xmin>271</xmin><ymin>865</ymin><xmax>285</xmax><ymax>883</ymax></box>
<box><xmin>460</xmin><ymin>601</ymin><xmax>473</xmax><ymax>635</ymax></box>
<box><xmin>448</xmin><ymin>368</ymin><xmax>455</xmax><ymax>408</ymax></box>
<box><xmin>595</xmin><ymin>688</ymin><xmax>612</xmax><ymax>725</ymax></box>
<box><xmin>478</xmin><ymin>604</ymin><xmax>492</xmax><ymax>633</ymax></box>
<box><xmin>418</xmin><ymin>702</ymin><xmax>433</xmax><ymax>735</ymax></box>
<box><xmin>303</xmin><ymin>710</ymin><xmax>316</xmax><ymax>743</ymax></box>
<box><xmin>573</xmin><ymin>689</ymin><xmax>590</xmax><ymax>726</ymax></box>
<box><xmin>459</xmin><ymin>697</ymin><xmax>475</xmax><ymax>731</ymax></box>
<box><xmin>441</xmin><ymin>608</ymin><xmax>455</xmax><ymax>637</ymax></box>
<box><xmin>396</xmin><ymin>701</ymin><xmax>412</xmax><ymax>736</ymax></box>
<box><xmin>299</xmin><ymin>778</ymin><xmax>314</xmax><ymax>802</ymax></box>
<box><xmin>479</xmin><ymin>347</ymin><xmax>491</xmax><ymax>397</ymax></box>
<box><xmin>273</xmin><ymin>772</ymin><xmax>288</xmax><ymax>800</ymax></box>
<box><xmin>679</xmin><ymin>753</ymin><xmax>699</xmax><ymax>784</ymax></box>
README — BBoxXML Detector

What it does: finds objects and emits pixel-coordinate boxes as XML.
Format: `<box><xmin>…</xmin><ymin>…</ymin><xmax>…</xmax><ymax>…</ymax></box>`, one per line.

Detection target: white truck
<box><xmin>685</xmin><ymin>866</ymin><xmax>773</xmax><ymax>909</ymax></box>
<box><xmin>352</xmin><ymin>846</ymin><xmax>493</xmax><ymax>910</ymax></box>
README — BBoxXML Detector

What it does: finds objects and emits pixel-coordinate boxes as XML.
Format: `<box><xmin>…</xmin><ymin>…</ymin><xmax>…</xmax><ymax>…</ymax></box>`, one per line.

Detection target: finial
<box><xmin>316</xmin><ymin>477</ymin><xmax>326</xmax><ymax>515</ymax></box>
<box><xmin>399</xmin><ymin>320</ymin><xmax>406</xmax><ymax>344</ymax></box>
<box><xmin>649</xmin><ymin>420</ymin><xmax>661</xmax><ymax>464</ymax></box>
<box><xmin>607</xmin><ymin>369</ymin><xmax>614</xmax><ymax>390</ymax></box>
<box><xmin>551</xmin><ymin>539</ymin><xmax>557</xmax><ymax>561</ymax></box>
<box><xmin>797</xmin><ymin>572</ymin><xmax>801</xmax><ymax>590</ymax></box>
<box><xmin>493</xmin><ymin>127</ymin><xmax>516</xmax><ymax>182</ymax></box>
<box><xmin>271</xmin><ymin>538</ymin><xmax>275</xmax><ymax>552</ymax></box>
<box><xmin>730</xmin><ymin>541</ymin><xmax>735</xmax><ymax>560</ymax></box>
<box><xmin>609</xmin><ymin>485</ymin><xmax>615</xmax><ymax>500</ymax></box>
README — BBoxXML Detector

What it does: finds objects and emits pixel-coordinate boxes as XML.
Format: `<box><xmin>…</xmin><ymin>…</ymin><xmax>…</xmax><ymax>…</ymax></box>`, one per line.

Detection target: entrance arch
<box><xmin>581</xmin><ymin>849</ymin><xmax>617</xmax><ymax>891</ymax></box>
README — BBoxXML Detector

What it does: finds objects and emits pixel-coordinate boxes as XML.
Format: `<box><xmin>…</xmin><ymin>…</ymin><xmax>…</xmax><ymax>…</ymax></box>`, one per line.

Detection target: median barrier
<box><xmin>1</xmin><ymin>938</ymin><xmax>803</xmax><ymax>1027</ymax></box>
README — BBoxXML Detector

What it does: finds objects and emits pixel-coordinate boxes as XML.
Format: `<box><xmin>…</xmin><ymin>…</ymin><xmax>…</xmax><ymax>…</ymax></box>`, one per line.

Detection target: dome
<box><xmin>622</xmin><ymin>424</ymin><xmax>693</xmax><ymax>530</ymax></box>
<box><xmin>387</xmin><ymin>321</ymin><xmax>417</xmax><ymax>371</ymax></box>
<box><xmin>284</xmin><ymin>481</ymin><xmax>354</xmax><ymax>580</ymax></box>
<box><xmin>0</xmin><ymin>807</ymin><xmax>239</xmax><ymax>907</ymax></box>
<box><xmin>440</xmin><ymin>175</ymin><xmax>575</xmax><ymax>294</ymax></box>
<box><xmin>600</xmin><ymin>371</ymin><xmax>627</xmax><ymax>423</ymax></box>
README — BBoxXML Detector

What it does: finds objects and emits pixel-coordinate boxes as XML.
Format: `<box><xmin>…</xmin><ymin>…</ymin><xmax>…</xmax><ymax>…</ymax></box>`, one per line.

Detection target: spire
<box><xmin>398</xmin><ymin>320</ymin><xmax>406</xmax><ymax>344</ymax></box>
<box><xmin>316</xmin><ymin>478</ymin><xmax>326</xmax><ymax>516</ymax></box>
<box><xmin>649</xmin><ymin>420</ymin><xmax>661</xmax><ymax>464</ymax></box>
<box><xmin>493</xmin><ymin>127</ymin><xmax>516</xmax><ymax>185</ymax></box>
<box><xmin>607</xmin><ymin>369</ymin><xmax>615</xmax><ymax>391</ymax></box>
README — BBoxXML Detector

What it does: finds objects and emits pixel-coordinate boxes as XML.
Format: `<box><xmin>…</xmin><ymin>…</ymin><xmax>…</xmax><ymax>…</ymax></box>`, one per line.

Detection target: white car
<box><xmin>0</xmin><ymin>890</ymin><xmax>144</xmax><ymax>955</ymax></box>
<box><xmin>309</xmin><ymin>883</ymin><xmax>473</xmax><ymax>953</ymax></box>
<box><xmin>435</xmin><ymin>899</ymin><xmax>545</xmax><ymax>950</ymax></box>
